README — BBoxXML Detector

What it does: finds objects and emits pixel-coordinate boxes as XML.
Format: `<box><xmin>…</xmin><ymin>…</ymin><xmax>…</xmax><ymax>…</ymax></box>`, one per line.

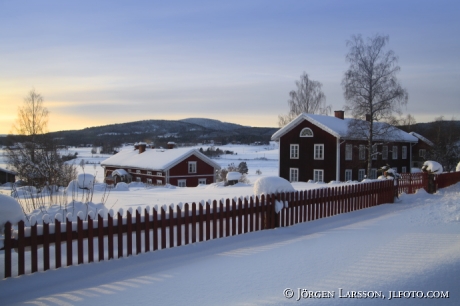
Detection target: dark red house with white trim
<box><xmin>101</xmin><ymin>144</ymin><xmax>220</xmax><ymax>187</ymax></box>
<box><xmin>271</xmin><ymin>111</ymin><xmax>420</xmax><ymax>183</ymax></box>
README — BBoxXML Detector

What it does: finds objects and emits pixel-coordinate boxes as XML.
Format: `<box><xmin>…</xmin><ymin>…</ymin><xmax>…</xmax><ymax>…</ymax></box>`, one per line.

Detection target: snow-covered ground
<box><xmin>1</xmin><ymin>144</ymin><xmax>460</xmax><ymax>305</ymax></box>
<box><xmin>1</xmin><ymin>183</ymin><xmax>459</xmax><ymax>305</ymax></box>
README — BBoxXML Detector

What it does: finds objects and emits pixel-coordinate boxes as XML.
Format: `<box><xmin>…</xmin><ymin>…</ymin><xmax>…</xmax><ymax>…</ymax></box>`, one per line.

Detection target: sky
<box><xmin>1</xmin><ymin>0</ymin><xmax>459</xmax><ymax>134</ymax></box>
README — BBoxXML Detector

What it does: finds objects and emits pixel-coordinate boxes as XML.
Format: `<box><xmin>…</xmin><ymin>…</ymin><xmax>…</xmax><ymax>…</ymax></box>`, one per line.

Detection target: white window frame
<box><xmin>382</xmin><ymin>146</ymin><xmax>388</xmax><ymax>160</ymax></box>
<box><xmin>178</xmin><ymin>179</ymin><xmax>186</xmax><ymax>187</ymax></box>
<box><xmin>136</xmin><ymin>177</ymin><xmax>141</xmax><ymax>182</ymax></box>
<box><xmin>370</xmin><ymin>168</ymin><xmax>377</xmax><ymax>179</ymax></box>
<box><xmin>300</xmin><ymin>128</ymin><xmax>313</xmax><ymax>137</ymax></box>
<box><xmin>156</xmin><ymin>180</ymin><xmax>162</xmax><ymax>185</ymax></box>
<box><xmin>198</xmin><ymin>178</ymin><xmax>207</xmax><ymax>185</ymax></box>
<box><xmin>345</xmin><ymin>144</ymin><xmax>352</xmax><ymax>160</ymax></box>
<box><xmin>147</xmin><ymin>171</ymin><xmax>152</xmax><ymax>175</ymax></box>
<box><xmin>419</xmin><ymin>149</ymin><xmax>426</xmax><ymax>158</ymax></box>
<box><xmin>157</xmin><ymin>172</ymin><xmax>162</xmax><ymax>176</ymax></box>
<box><xmin>289</xmin><ymin>168</ymin><xmax>299</xmax><ymax>182</ymax></box>
<box><xmin>402</xmin><ymin>146</ymin><xmax>407</xmax><ymax>159</ymax></box>
<box><xmin>345</xmin><ymin>169</ymin><xmax>352</xmax><ymax>181</ymax></box>
<box><xmin>358</xmin><ymin>169</ymin><xmax>365</xmax><ymax>181</ymax></box>
<box><xmin>401</xmin><ymin>167</ymin><xmax>407</xmax><ymax>173</ymax></box>
<box><xmin>359</xmin><ymin>145</ymin><xmax>366</xmax><ymax>160</ymax></box>
<box><xmin>290</xmin><ymin>144</ymin><xmax>299</xmax><ymax>159</ymax></box>
<box><xmin>392</xmin><ymin>167</ymin><xmax>398</xmax><ymax>174</ymax></box>
<box><xmin>136</xmin><ymin>169</ymin><xmax>141</xmax><ymax>174</ymax></box>
<box><xmin>146</xmin><ymin>178</ymin><xmax>152</xmax><ymax>184</ymax></box>
<box><xmin>313</xmin><ymin>169</ymin><xmax>324</xmax><ymax>182</ymax></box>
<box><xmin>314</xmin><ymin>144</ymin><xmax>324</xmax><ymax>160</ymax></box>
<box><xmin>188</xmin><ymin>161</ymin><xmax>197</xmax><ymax>173</ymax></box>
<box><xmin>392</xmin><ymin>146</ymin><xmax>398</xmax><ymax>159</ymax></box>
<box><xmin>372</xmin><ymin>145</ymin><xmax>377</xmax><ymax>160</ymax></box>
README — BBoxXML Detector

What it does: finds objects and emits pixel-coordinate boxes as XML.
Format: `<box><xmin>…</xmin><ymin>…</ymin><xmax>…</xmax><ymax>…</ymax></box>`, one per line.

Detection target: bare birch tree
<box><xmin>278</xmin><ymin>72</ymin><xmax>331</xmax><ymax>127</ymax></box>
<box><xmin>342</xmin><ymin>34</ymin><xmax>408</xmax><ymax>175</ymax></box>
<box><xmin>7</xmin><ymin>90</ymin><xmax>77</xmax><ymax>188</ymax></box>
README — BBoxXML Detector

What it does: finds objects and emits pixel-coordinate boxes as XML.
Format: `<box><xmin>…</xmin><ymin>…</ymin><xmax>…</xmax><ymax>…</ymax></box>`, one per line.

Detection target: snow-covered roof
<box><xmin>112</xmin><ymin>169</ymin><xmax>130</xmax><ymax>177</ymax></box>
<box><xmin>0</xmin><ymin>167</ymin><xmax>17</xmax><ymax>175</ymax></box>
<box><xmin>271</xmin><ymin>113</ymin><xmax>419</xmax><ymax>143</ymax></box>
<box><xmin>409</xmin><ymin>132</ymin><xmax>434</xmax><ymax>146</ymax></box>
<box><xmin>226</xmin><ymin>172</ymin><xmax>241</xmax><ymax>181</ymax></box>
<box><xmin>101</xmin><ymin>147</ymin><xmax>221</xmax><ymax>171</ymax></box>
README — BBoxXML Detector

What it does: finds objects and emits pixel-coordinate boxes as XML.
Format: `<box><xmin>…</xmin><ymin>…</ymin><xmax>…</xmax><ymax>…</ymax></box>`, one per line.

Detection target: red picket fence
<box><xmin>435</xmin><ymin>171</ymin><xmax>460</xmax><ymax>189</ymax></box>
<box><xmin>2</xmin><ymin>179</ymin><xmax>394</xmax><ymax>279</ymax></box>
<box><xmin>398</xmin><ymin>173</ymin><xmax>428</xmax><ymax>195</ymax></box>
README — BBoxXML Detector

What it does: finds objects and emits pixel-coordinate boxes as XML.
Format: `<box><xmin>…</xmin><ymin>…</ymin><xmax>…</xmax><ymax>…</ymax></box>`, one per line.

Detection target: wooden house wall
<box><xmin>279</xmin><ymin>119</ymin><xmax>338</xmax><ymax>183</ymax></box>
<box><xmin>168</xmin><ymin>154</ymin><xmax>216</xmax><ymax>187</ymax></box>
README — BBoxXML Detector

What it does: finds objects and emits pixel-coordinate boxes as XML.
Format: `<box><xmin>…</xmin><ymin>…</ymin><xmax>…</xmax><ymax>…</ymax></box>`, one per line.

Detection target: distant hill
<box><xmin>0</xmin><ymin>118</ymin><xmax>278</xmax><ymax>147</ymax></box>
<box><xmin>179</xmin><ymin>118</ymin><xmax>249</xmax><ymax>131</ymax></box>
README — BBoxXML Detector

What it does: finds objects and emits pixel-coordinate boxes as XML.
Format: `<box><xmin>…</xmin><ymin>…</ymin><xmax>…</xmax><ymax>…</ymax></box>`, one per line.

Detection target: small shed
<box><xmin>0</xmin><ymin>168</ymin><xmax>16</xmax><ymax>185</ymax></box>
<box><xmin>226</xmin><ymin>172</ymin><xmax>241</xmax><ymax>186</ymax></box>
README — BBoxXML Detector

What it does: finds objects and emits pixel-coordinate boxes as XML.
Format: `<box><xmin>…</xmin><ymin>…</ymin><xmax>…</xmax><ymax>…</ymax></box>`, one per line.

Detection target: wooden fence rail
<box><xmin>2</xmin><ymin>180</ymin><xmax>399</xmax><ymax>279</ymax></box>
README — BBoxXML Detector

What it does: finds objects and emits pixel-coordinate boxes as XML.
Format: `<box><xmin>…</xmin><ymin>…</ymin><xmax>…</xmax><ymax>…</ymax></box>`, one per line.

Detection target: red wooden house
<box><xmin>409</xmin><ymin>132</ymin><xmax>434</xmax><ymax>168</ymax></box>
<box><xmin>101</xmin><ymin>143</ymin><xmax>220</xmax><ymax>187</ymax></box>
<box><xmin>271</xmin><ymin>111</ymin><xmax>420</xmax><ymax>183</ymax></box>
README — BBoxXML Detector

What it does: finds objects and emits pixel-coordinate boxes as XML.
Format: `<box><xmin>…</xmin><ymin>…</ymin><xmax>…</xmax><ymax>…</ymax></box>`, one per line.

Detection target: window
<box><xmin>198</xmin><ymin>178</ymin><xmax>206</xmax><ymax>185</ymax></box>
<box><xmin>147</xmin><ymin>171</ymin><xmax>152</xmax><ymax>175</ymax></box>
<box><xmin>178</xmin><ymin>179</ymin><xmax>186</xmax><ymax>187</ymax></box>
<box><xmin>402</xmin><ymin>146</ymin><xmax>407</xmax><ymax>159</ymax></box>
<box><xmin>370</xmin><ymin>168</ymin><xmax>377</xmax><ymax>179</ymax></box>
<box><xmin>156</xmin><ymin>180</ymin><xmax>162</xmax><ymax>185</ymax></box>
<box><xmin>136</xmin><ymin>169</ymin><xmax>141</xmax><ymax>174</ymax></box>
<box><xmin>314</xmin><ymin>144</ymin><xmax>324</xmax><ymax>160</ymax></box>
<box><xmin>345</xmin><ymin>169</ymin><xmax>352</xmax><ymax>181</ymax></box>
<box><xmin>358</xmin><ymin>169</ymin><xmax>365</xmax><ymax>181</ymax></box>
<box><xmin>359</xmin><ymin>145</ymin><xmax>366</xmax><ymax>160</ymax></box>
<box><xmin>345</xmin><ymin>144</ymin><xmax>352</xmax><ymax>160</ymax></box>
<box><xmin>146</xmin><ymin>178</ymin><xmax>152</xmax><ymax>184</ymax></box>
<box><xmin>392</xmin><ymin>146</ymin><xmax>398</xmax><ymax>159</ymax></box>
<box><xmin>372</xmin><ymin>146</ymin><xmax>377</xmax><ymax>160</ymax></box>
<box><xmin>382</xmin><ymin>146</ymin><xmax>388</xmax><ymax>160</ymax></box>
<box><xmin>392</xmin><ymin>167</ymin><xmax>398</xmax><ymax>174</ymax></box>
<box><xmin>136</xmin><ymin>177</ymin><xmax>141</xmax><ymax>182</ymax></box>
<box><xmin>313</xmin><ymin>169</ymin><xmax>324</xmax><ymax>182</ymax></box>
<box><xmin>289</xmin><ymin>168</ymin><xmax>299</xmax><ymax>182</ymax></box>
<box><xmin>419</xmin><ymin>149</ymin><xmax>426</xmax><ymax>158</ymax></box>
<box><xmin>300</xmin><ymin>128</ymin><xmax>313</xmax><ymax>137</ymax></box>
<box><xmin>157</xmin><ymin>172</ymin><xmax>162</xmax><ymax>176</ymax></box>
<box><xmin>401</xmin><ymin>167</ymin><xmax>407</xmax><ymax>173</ymax></box>
<box><xmin>188</xmin><ymin>161</ymin><xmax>197</xmax><ymax>173</ymax></box>
<box><xmin>290</xmin><ymin>144</ymin><xmax>299</xmax><ymax>159</ymax></box>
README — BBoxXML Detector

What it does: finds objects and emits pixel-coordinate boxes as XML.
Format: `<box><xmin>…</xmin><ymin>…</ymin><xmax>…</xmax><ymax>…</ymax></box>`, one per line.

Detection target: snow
<box><xmin>101</xmin><ymin>147</ymin><xmax>221</xmax><ymax>171</ymax></box>
<box><xmin>77</xmin><ymin>173</ymin><xmax>95</xmax><ymax>189</ymax></box>
<box><xmin>409</xmin><ymin>131</ymin><xmax>435</xmax><ymax>146</ymax></box>
<box><xmin>2</xmin><ymin>144</ymin><xmax>460</xmax><ymax>304</ymax></box>
<box><xmin>226</xmin><ymin>171</ymin><xmax>241</xmax><ymax>181</ymax></box>
<box><xmin>253</xmin><ymin>176</ymin><xmax>295</xmax><ymax>196</ymax></box>
<box><xmin>0</xmin><ymin>194</ymin><xmax>24</xmax><ymax>234</ymax></box>
<box><xmin>2</xmin><ymin>183</ymin><xmax>460</xmax><ymax>305</ymax></box>
<box><xmin>272</xmin><ymin>113</ymin><xmax>419</xmax><ymax>142</ymax></box>
<box><xmin>422</xmin><ymin>160</ymin><xmax>443</xmax><ymax>173</ymax></box>
<box><xmin>456</xmin><ymin>161</ymin><xmax>460</xmax><ymax>172</ymax></box>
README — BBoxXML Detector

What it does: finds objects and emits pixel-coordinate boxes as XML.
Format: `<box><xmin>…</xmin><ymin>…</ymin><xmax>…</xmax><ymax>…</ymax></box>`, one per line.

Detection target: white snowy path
<box><xmin>1</xmin><ymin>186</ymin><xmax>460</xmax><ymax>305</ymax></box>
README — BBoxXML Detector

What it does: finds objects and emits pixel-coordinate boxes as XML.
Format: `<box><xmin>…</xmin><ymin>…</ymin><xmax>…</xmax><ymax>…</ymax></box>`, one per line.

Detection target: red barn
<box><xmin>271</xmin><ymin>112</ymin><xmax>420</xmax><ymax>183</ymax></box>
<box><xmin>101</xmin><ymin>144</ymin><xmax>220</xmax><ymax>187</ymax></box>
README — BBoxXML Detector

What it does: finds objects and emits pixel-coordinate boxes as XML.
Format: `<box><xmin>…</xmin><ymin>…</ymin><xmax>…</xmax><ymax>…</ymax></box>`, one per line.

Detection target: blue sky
<box><xmin>1</xmin><ymin>0</ymin><xmax>459</xmax><ymax>133</ymax></box>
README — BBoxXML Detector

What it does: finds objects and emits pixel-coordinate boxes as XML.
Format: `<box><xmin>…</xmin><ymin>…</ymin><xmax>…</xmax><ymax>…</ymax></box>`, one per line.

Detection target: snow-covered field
<box><xmin>1</xmin><ymin>145</ymin><xmax>460</xmax><ymax>305</ymax></box>
<box><xmin>1</xmin><ymin>183</ymin><xmax>459</xmax><ymax>305</ymax></box>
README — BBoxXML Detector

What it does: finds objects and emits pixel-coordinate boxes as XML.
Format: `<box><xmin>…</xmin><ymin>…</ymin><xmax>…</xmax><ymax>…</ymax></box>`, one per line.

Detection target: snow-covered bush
<box><xmin>421</xmin><ymin>161</ymin><xmax>443</xmax><ymax>174</ymax></box>
<box><xmin>253</xmin><ymin>177</ymin><xmax>295</xmax><ymax>213</ymax></box>
<box><xmin>114</xmin><ymin>182</ymin><xmax>129</xmax><ymax>191</ymax></box>
<box><xmin>77</xmin><ymin>173</ymin><xmax>95</xmax><ymax>189</ymax></box>
<box><xmin>0</xmin><ymin>194</ymin><xmax>25</xmax><ymax>234</ymax></box>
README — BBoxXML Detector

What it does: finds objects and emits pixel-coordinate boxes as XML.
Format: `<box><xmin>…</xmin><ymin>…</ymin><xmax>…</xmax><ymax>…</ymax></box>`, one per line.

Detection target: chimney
<box><xmin>138</xmin><ymin>143</ymin><xmax>146</xmax><ymax>154</ymax></box>
<box><xmin>334</xmin><ymin>110</ymin><xmax>344</xmax><ymax>120</ymax></box>
<box><xmin>167</xmin><ymin>142</ymin><xmax>176</xmax><ymax>149</ymax></box>
<box><xmin>365</xmin><ymin>114</ymin><xmax>371</xmax><ymax>122</ymax></box>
